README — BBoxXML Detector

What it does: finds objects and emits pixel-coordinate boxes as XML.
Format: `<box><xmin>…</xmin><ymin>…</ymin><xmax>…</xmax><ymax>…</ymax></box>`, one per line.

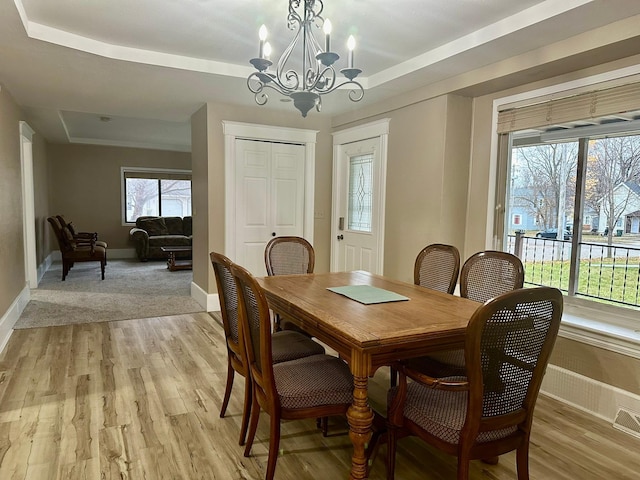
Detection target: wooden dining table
<box><xmin>256</xmin><ymin>270</ymin><xmax>481</xmax><ymax>480</ymax></box>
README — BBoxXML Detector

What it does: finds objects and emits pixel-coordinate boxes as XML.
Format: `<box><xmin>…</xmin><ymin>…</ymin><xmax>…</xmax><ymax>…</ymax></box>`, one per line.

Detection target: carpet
<box><xmin>15</xmin><ymin>259</ymin><xmax>204</xmax><ymax>329</ymax></box>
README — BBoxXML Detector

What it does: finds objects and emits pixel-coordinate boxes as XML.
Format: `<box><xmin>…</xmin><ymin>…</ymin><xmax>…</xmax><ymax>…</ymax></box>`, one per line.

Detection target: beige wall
<box><xmin>0</xmin><ymin>88</ymin><xmax>27</xmax><ymax>315</ymax></box>
<box><xmin>191</xmin><ymin>102</ymin><xmax>332</xmax><ymax>296</ymax></box>
<box><xmin>191</xmin><ymin>104</ymin><xmax>211</xmax><ymax>290</ymax></box>
<box><xmin>47</xmin><ymin>144</ymin><xmax>191</xmax><ymax>251</ymax></box>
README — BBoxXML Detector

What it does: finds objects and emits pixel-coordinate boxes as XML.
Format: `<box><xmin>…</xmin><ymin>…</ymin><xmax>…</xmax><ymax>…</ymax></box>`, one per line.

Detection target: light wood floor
<box><xmin>1</xmin><ymin>312</ymin><xmax>639</xmax><ymax>479</ymax></box>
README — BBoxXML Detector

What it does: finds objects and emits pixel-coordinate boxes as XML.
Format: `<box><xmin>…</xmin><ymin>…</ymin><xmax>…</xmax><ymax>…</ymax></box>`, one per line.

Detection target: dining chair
<box><xmin>265</xmin><ymin>235</ymin><xmax>315</xmax><ymax>276</ymax></box>
<box><xmin>460</xmin><ymin>250</ymin><xmax>525</xmax><ymax>303</ymax></box>
<box><xmin>264</xmin><ymin>236</ymin><xmax>315</xmax><ymax>332</ymax></box>
<box><xmin>386</xmin><ymin>286</ymin><xmax>563</xmax><ymax>480</ymax></box>
<box><xmin>414</xmin><ymin>243</ymin><xmax>460</xmax><ymax>294</ymax></box>
<box><xmin>389</xmin><ymin>243</ymin><xmax>462</xmax><ymax>387</ymax></box>
<box><xmin>210</xmin><ymin>251</ymin><xmax>326</xmax><ymax>446</ymax></box>
<box><xmin>47</xmin><ymin>216</ymin><xmax>107</xmax><ymax>280</ymax></box>
<box><xmin>230</xmin><ymin>261</ymin><xmax>354</xmax><ymax>480</ymax></box>
<box><xmin>407</xmin><ymin>250</ymin><xmax>525</xmax><ymax>378</ymax></box>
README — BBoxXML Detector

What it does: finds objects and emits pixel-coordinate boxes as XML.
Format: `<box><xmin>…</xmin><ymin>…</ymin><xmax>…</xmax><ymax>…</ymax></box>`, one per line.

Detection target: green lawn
<box><xmin>525</xmin><ymin>257</ymin><xmax>640</xmax><ymax>307</ymax></box>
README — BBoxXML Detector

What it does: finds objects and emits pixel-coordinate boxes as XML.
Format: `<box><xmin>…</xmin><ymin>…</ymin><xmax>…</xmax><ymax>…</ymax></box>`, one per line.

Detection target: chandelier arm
<box><xmin>261</xmin><ymin>81</ymin><xmax>297</xmax><ymax>98</ymax></box>
<box><xmin>304</xmin><ymin>19</ymin><xmax>324</xmax><ymax>91</ymax></box>
<box><xmin>276</xmin><ymin>29</ymin><xmax>302</xmax><ymax>92</ymax></box>
<box><xmin>247</xmin><ymin>72</ymin><xmax>266</xmax><ymax>94</ymax></box>
<box><xmin>314</xmin><ymin>79</ymin><xmax>365</xmax><ymax>102</ymax></box>
<box><xmin>310</xmin><ymin>0</ymin><xmax>324</xmax><ymax>22</ymax></box>
<box><xmin>248</xmin><ymin>72</ymin><xmax>302</xmax><ymax>100</ymax></box>
<box><xmin>305</xmin><ymin>65</ymin><xmax>336</xmax><ymax>93</ymax></box>
<box><xmin>254</xmin><ymin>91</ymin><xmax>269</xmax><ymax>106</ymax></box>
<box><xmin>346</xmin><ymin>82</ymin><xmax>365</xmax><ymax>102</ymax></box>
<box><xmin>288</xmin><ymin>0</ymin><xmax>302</xmax><ymax>28</ymax></box>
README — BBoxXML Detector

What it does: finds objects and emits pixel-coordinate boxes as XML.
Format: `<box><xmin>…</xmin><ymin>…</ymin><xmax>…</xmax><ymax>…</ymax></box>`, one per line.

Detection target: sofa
<box><xmin>129</xmin><ymin>216</ymin><xmax>192</xmax><ymax>261</ymax></box>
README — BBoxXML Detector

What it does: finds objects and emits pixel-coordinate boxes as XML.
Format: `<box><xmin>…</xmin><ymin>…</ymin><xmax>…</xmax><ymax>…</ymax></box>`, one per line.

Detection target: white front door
<box><xmin>332</xmin><ymin>136</ymin><xmax>386</xmax><ymax>273</ymax></box>
<box><xmin>235</xmin><ymin>139</ymin><xmax>306</xmax><ymax>276</ymax></box>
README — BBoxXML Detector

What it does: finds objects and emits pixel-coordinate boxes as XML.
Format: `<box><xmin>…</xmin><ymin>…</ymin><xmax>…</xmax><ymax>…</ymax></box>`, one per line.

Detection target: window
<box><xmin>122</xmin><ymin>168</ymin><xmax>192</xmax><ymax>223</ymax></box>
<box><xmin>347</xmin><ymin>153</ymin><xmax>373</xmax><ymax>232</ymax></box>
<box><xmin>504</xmin><ymin>131</ymin><xmax>640</xmax><ymax>310</ymax></box>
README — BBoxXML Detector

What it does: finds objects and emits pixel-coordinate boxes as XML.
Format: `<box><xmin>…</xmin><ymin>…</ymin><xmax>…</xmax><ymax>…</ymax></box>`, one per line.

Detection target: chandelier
<box><xmin>247</xmin><ymin>0</ymin><xmax>364</xmax><ymax>117</ymax></box>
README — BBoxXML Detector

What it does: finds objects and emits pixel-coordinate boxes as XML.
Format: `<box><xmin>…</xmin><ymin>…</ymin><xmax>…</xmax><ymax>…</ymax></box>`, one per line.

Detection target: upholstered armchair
<box><xmin>48</xmin><ymin>216</ymin><xmax>107</xmax><ymax>280</ymax></box>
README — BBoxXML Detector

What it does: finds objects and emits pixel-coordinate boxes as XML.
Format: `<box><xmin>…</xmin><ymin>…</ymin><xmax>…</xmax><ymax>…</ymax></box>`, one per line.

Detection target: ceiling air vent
<box><xmin>613</xmin><ymin>407</ymin><xmax>640</xmax><ymax>439</ymax></box>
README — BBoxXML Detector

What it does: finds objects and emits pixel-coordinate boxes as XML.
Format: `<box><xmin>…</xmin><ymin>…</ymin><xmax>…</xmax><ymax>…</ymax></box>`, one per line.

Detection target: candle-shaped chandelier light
<box><xmin>248</xmin><ymin>0</ymin><xmax>364</xmax><ymax>117</ymax></box>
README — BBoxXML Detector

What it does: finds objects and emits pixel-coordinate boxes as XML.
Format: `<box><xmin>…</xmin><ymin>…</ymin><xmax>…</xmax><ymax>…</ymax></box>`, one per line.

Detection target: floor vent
<box><xmin>613</xmin><ymin>407</ymin><xmax>640</xmax><ymax>439</ymax></box>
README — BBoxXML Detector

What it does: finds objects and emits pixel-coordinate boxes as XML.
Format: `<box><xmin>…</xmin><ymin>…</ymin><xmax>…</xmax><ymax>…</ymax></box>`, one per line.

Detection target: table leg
<box><xmin>167</xmin><ymin>252</ymin><xmax>175</xmax><ymax>270</ymax></box>
<box><xmin>347</xmin><ymin>355</ymin><xmax>374</xmax><ymax>480</ymax></box>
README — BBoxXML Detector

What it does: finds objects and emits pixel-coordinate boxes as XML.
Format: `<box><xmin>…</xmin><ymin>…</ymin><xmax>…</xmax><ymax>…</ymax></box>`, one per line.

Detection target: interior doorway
<box><xmin>20</xmin><ymin>121</ymin><xmax>38</xmax><ymax>288</ymax></box>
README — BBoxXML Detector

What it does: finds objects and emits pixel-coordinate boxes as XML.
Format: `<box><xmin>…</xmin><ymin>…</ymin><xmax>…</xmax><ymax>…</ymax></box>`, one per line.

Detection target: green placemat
<box><xmin>327</xmin><ymin>285</ymin><xmax>409</xmax><ymax>304</ymax></box>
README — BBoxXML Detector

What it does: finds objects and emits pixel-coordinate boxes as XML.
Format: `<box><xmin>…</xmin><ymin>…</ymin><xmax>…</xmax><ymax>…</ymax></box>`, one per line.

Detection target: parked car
<box><xmin>536</xmin><ymin>228</ymin><xmax>571</xmax><ymax>240</ymax></box>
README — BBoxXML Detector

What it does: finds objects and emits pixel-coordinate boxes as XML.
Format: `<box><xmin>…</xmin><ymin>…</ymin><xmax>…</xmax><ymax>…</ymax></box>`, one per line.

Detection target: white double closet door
<box><xmin>235</xmin><ymin>139</ymin><xmax>306</xmax><ymax>276</ymax></box>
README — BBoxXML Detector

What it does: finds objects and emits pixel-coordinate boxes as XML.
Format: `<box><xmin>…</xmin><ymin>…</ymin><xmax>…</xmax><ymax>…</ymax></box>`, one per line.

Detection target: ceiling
<box><xmin>2</xmin><ymin>0</ymin><xmax>640</xmax><ymax>151</ymax></box>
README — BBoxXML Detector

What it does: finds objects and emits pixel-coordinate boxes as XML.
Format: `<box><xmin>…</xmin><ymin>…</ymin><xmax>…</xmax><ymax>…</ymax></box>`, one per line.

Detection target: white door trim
<box><xmin>20</xmin><ymin>121</ymin><xmax>38</xmax><ymax>288</ymax></box>
<box><xmin>222</xmin><ymin>121</ymin><xmax>317</xmax><ymax>261</ymax></box>
<box><xmin>331</xmin><ymin>118</ymin><xmax>390</xmax><ymax>273</ymax></box>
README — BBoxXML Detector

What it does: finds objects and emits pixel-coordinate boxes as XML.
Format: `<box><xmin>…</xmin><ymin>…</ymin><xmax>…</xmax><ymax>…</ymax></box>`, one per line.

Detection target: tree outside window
<box><xmin>506</xmin><ymin>132</ymin><xmax>640</xmax><ymax>309</ymax></box>
<box><xmin>124</xmin><ymin>170</ymin><xmax>192</xmax><ymax>223</ymax></box>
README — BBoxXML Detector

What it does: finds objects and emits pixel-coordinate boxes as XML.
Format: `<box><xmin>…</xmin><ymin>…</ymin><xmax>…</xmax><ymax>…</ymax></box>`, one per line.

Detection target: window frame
<box><xmin>121</xmin><ymin>167</ymin><xmax>192</xmax><ymax>226</ymax></box>
<box><xmin>490</xmin><ymin>66</ymin><xmax>640</xmax><ymax>358</ymax></box>
<box><xmin>505</xmin><ymin>132</ymin><xmax>640</xmax><ymax>305</ymax></box>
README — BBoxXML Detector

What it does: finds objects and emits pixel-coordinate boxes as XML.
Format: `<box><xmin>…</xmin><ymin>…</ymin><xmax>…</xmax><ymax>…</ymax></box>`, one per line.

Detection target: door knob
<box><xmin>337</xmin><ymin>234</ymin><xmax>344</xmax><ymax>240</ymax></box>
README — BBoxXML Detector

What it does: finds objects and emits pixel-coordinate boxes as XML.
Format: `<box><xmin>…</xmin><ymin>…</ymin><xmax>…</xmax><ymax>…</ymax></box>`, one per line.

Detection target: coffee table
<box><xmin>160</xmin><ymin>246</ymin><xmax>192</xmax><ymax>271</ymax></box>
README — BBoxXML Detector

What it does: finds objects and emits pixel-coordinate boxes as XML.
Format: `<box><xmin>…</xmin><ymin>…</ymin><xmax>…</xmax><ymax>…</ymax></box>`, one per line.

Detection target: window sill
<box><xmin>560</xmin><ymin>297</ymin><xmax>640</xmax><ymax>360</ymax></box>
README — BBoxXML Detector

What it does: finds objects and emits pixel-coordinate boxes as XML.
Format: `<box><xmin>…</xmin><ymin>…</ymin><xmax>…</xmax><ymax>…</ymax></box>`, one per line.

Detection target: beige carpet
<box><xmin>15</xmin><ymin>259</ymin><xmax>204</xmax><ymax>329</ymax></box>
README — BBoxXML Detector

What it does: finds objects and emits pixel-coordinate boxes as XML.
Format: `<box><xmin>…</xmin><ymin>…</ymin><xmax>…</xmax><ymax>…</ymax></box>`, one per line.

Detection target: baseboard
<box><xmin>0</xmin><ymin>284</ymin><xmax>30</xmax><ymax>354</ymax></box>
<box><xmin>38</xmin><ymin>254</ymin><xmax>53</xmax><ymax>284</ymax></box>
<box><xmin>542</xmin><ymin>364</ymin><xmax>640</xmax><ymax>423</ymax></box>
<box><xmin>191</xmin><ymin>281</ymin><xmax>220</xmax><ymax>312</ymax></box>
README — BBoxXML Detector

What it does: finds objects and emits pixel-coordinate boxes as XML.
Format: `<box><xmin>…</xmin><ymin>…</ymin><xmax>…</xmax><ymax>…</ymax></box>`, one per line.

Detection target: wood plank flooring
<box><xmin>0</xmin><ymin>312</ymin><xmax>639</xmax><ymax>479</ymax></box>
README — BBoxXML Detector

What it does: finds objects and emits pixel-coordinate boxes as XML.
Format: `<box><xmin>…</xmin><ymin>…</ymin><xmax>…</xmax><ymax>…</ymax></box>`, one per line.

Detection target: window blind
<box><xmin>497</xmin><ymin>82</ymin><xmax>640</xmax><ymax>134</ymax></box>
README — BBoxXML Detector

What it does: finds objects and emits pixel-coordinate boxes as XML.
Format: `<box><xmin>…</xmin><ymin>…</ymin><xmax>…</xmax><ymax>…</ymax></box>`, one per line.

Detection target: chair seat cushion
<box><xmin>66</xmin><ymin>245</ymin><xmax>106</xmax><ymax>261</ymax></box>
<box><xmin>75</xmin><ymin>239</ymin><xmax>108</xmax><ymax>249</ymax></box>
<box><xmin>394</xmin><ymin>378</ymin><xmax>516</xmax><ymax>445</ymax></box>
<box><xmin>148</xmin><ymin>235</ymin><xmax>191</xmax><ymax>247</ymax></box>
<box><xmin>272</xmin><ymin>330</ymin><xmax>325</xmax><ymax>363</ymax></box>
<box><xmin>274</xmin><ymin>354</ymin><xmax>353</xmax><ymax>409</ymax></box>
